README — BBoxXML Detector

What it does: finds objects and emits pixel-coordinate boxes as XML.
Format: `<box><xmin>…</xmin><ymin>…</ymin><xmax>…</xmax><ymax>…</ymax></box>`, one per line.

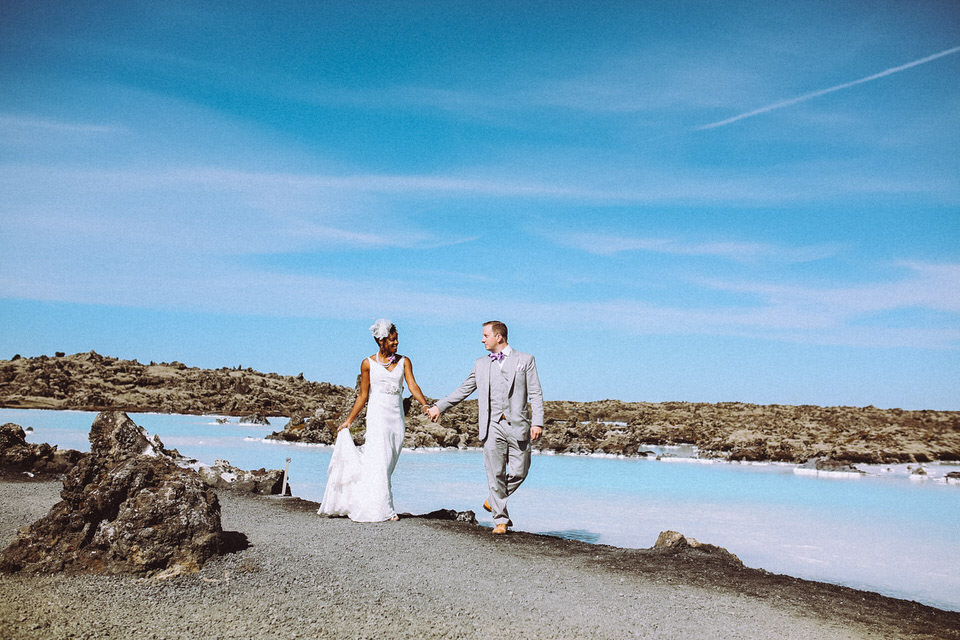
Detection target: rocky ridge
<box><xmin>3</xmin><ymin>352</ymin><xmax>959</xmax><ymax>464</ymax></box>
<box><xmin>271</xmin><ymin>397</ymin><xmax>960</xmax><ymax>466</ymax></box>
<box><xmin>0</xmin><ymin>351</ymin><xmax>351</xmax><ymax>417</ymax></box>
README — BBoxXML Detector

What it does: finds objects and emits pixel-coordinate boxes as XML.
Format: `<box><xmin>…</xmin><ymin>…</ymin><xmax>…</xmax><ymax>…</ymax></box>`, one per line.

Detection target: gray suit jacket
<box><xmin>437</xmin><ymin>349</ymin><xmax>544</xmax><ymax>442</ymax></box>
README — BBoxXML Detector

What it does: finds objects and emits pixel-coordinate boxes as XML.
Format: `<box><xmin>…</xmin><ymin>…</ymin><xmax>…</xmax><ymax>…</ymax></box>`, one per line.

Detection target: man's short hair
<box><xmin>483</xmin><ymin>320</ymin><xmax>508</xmax><ymax>341</ymax></box>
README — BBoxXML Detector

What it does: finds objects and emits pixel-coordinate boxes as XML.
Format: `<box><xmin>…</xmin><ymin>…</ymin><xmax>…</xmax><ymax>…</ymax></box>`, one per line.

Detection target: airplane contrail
<box><xmin>697</xmin><ymin>45</ymin><xmax>960</xmax><ymax>130</ymax></box>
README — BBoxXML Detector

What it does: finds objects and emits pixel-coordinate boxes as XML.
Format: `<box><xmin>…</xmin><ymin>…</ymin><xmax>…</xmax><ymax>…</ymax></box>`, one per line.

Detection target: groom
<box><xmin>427</xmin><ymin>321</ymin><xmax>543</xmax><ymax>534</ymax></box>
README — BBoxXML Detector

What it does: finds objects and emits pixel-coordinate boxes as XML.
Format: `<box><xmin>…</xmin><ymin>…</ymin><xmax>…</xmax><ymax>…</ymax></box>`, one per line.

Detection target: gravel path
<box><xmin>1</xmin><ymin>479</ymin><xmax>958</xmax><ymax>640</ymax></box>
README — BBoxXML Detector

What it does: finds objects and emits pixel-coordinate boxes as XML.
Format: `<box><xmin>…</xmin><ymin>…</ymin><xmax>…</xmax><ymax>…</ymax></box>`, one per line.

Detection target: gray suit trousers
<box><xmin>483</xmin><ymin>416</ymin><xmax>532</xmax><ymax>525</ymax></box>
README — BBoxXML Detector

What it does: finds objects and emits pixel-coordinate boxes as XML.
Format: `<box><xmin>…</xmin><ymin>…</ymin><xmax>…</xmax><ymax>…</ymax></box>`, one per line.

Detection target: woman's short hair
<box><xmin>369</xmin><ymin>318</ymin><xmax>397</xmax><ymax>343</ymax></box>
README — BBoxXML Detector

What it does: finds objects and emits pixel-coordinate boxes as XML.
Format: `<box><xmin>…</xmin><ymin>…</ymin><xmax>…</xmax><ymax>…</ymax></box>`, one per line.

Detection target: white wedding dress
<box><xmin>318</xmin><ymin>356</ymin><xmax>406</xmax><ymax>522</ymax></box>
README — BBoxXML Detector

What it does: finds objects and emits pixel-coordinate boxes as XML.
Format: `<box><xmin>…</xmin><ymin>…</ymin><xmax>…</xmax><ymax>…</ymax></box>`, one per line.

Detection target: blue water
<box><xmin>3</xmin><ymin>408</ymin><xmax>959</xmax><ymax>612</ymax></box>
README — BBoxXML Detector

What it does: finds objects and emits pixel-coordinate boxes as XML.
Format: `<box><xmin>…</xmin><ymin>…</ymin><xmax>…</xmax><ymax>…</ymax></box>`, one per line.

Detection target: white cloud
<box><xmin>0</xmin><ymin>165</ymin><xmax>489</xmax><ymax>253</ymax></box>
<box><xmin>280</xmin><ymin>51</ymin><xmax>762</xmax><ymax>118</ymax></box>
<box><xmin>3</xmin><ymin>237</ymin><xmax>956</xmax><ymax>351</ymax></box>
<box><xmin>555</xmin><ymin>231</ymin><xmax>841</xmax><ymax>263</ymax></box>
<box><xmin>0</xmin><ymin>114</ymin><xmax>126</xmax><ymax>135</ymax></box>
<box><xmin>704</xmin><ymin>261</ymin><xmax>960</xmax><ymax>316</ymax></box>
<box><xmin>0</xmin><ymin>163</ymin><xmax>601</xmax><ymax>202</ymax></box>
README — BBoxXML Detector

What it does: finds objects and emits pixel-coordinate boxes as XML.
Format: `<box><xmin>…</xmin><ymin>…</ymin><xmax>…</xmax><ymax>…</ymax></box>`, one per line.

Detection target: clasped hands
<box><xmin>422</xmin><ymin>404</ymin><xmax>542</xmax><ymax>440</ymax></box>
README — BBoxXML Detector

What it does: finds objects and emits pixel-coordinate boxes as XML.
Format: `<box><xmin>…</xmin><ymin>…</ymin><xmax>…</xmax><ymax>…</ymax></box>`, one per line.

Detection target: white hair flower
<box><xmin>369</xmin><ymin>318</ymin><xmax>395</xmax><ymax>340</ymax></box>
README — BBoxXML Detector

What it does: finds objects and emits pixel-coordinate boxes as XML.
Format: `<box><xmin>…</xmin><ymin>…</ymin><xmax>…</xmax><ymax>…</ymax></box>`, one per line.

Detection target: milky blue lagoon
<box><xmin>4</xmin><ymin>408</ymin><xmax>959</xmax><ymax>612</ymax></box>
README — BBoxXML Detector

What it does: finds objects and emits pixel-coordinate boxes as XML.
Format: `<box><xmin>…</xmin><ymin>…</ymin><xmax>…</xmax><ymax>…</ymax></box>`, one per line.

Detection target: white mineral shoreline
<box><xmin>251</xmin><ymin>435</ymin><xmax>960</xmax><ymax>483</ymax></box>
<box><xmin>2</xmin><ymin>479</ymin><xmax>959</xmax><ymax>640</ymax></box>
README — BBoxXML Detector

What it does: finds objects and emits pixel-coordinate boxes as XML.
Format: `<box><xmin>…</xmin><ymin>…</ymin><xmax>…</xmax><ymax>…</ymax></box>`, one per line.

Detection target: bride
<box><xmin>318</xmin><ymin>319</ymin><xmax>430</xmax><ymax>522</ymax></box>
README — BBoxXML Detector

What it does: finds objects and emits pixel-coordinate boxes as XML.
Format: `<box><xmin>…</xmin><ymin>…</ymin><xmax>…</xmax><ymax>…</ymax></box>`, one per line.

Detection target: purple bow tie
<box><xmin>489</xmin><ymin>352</ymin><xmax>505</xmax><ymax>362</ymax></box>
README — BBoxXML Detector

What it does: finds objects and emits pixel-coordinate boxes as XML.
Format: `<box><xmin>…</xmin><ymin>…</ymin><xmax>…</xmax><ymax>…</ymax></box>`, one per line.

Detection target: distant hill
<box><xmin>2</xmin><ymin>352</ymin><xmax>959</xmax><ymax>464</ymax></box>
<box><xmin>0</xmin><ymin>351</ymin><xmax>352</xmax><ymax>417</ymax></box>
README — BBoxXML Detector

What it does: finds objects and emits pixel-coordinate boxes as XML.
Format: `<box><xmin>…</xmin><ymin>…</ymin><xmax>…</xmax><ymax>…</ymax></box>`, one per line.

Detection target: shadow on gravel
<box><xmin>409</xmin><ymin>509</ymin><xmax>476</xmax><ymax>523</ymax></box>
<box><xmin>271</xmin><ymin>496</ymin><xmax>322</xmax><ymax>513</ymax></box>
<box><xmin>219</xmin><ymin>531</ymin><xmax>250</xmax><ymax>555</ymax></box>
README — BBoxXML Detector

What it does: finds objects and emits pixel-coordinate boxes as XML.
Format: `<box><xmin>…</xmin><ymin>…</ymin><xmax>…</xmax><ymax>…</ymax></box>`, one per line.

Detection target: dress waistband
<box><xmin>373</xmin><ymin>382</ymin><xmax>402</xmax><ymax>395</ymax></box>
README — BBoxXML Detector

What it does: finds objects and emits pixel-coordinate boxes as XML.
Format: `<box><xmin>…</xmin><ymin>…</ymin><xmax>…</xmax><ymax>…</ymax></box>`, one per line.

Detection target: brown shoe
<box><xmin>492</xmin><ymin>523</ymin><xmax>508</xmax><ymax>535</ymax></box>
<box><xmin>483</xmin><ymin>500</ymin><xmax>492</xmax><ymax>513</ymax></box>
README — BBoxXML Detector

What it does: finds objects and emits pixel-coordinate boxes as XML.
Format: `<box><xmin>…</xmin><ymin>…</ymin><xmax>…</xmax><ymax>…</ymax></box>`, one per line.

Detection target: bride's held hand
<box><xmin>337</xmin><ymin>421</ymin><xmax>351</xmax><ymax>432</ymax></box>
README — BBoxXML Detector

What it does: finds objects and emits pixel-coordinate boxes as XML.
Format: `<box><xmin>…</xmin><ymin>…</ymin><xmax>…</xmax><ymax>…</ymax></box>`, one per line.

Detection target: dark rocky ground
<box><xmin>2</xmin><ymin>478</ymin><xmax>958</xmax><ymax>640</ymax></box>
<box><xmin>1</xmin><ymin>411</ymin><xmax>290</xmax><ymax>584</ymax></box>
<box><xmin>3</xmin><ymin>352</ymin><xmax>959</xmax><ymax>464</ymax></box>
<box><xmin>0</xmin><ymin>412</ymin><xmax>223</xmax><ymax>577</ymax></box>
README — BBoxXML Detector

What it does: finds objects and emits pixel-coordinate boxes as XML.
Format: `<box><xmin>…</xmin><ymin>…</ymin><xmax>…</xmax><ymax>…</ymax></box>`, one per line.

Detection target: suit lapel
<box><xmin>501</xmin><ymin>351</ymin><xmax>518</xmax><ymax>391</ymax></box>
<box><xmin>477</xmin><ymin>355</ymin><xmax>491</xmax><ymax>394</ymax></box>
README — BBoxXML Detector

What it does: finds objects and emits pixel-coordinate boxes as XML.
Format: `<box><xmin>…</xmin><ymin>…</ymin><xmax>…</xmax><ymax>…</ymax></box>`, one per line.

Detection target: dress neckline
<box><xmin>370</xmin><ymin>355</ymin><xmax>403</xmax><ymax>372</ymax></box>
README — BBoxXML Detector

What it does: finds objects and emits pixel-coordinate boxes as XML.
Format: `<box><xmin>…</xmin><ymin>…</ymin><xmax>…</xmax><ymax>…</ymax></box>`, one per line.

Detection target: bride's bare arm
<box><xmin>337</xmin><ymin>358</ymin><xmax>371</xmax><ymax>431</ymax></box>
<box><xmin>402</xmin><ymin>357</ymin><xmax>430</xmax><ymax>407</ymax></box>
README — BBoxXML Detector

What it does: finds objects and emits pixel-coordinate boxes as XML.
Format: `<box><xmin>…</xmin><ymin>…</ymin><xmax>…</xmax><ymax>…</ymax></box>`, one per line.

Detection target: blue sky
<box><xmin>1</xmin><ymin>1</ymin><xmax>958</xmax><ymax>409</ymax></box>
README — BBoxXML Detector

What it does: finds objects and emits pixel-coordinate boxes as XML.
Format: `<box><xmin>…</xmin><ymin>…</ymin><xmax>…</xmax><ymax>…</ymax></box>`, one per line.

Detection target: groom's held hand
<box><xmin>530</xmin><ymin>426</ymin><xmax>542</xmax><ymax>441</ymax></box>
<box><xmin>426</xmin><ymin>405</ymin><xmax>441</xmax><ymax>422</ymax></box>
